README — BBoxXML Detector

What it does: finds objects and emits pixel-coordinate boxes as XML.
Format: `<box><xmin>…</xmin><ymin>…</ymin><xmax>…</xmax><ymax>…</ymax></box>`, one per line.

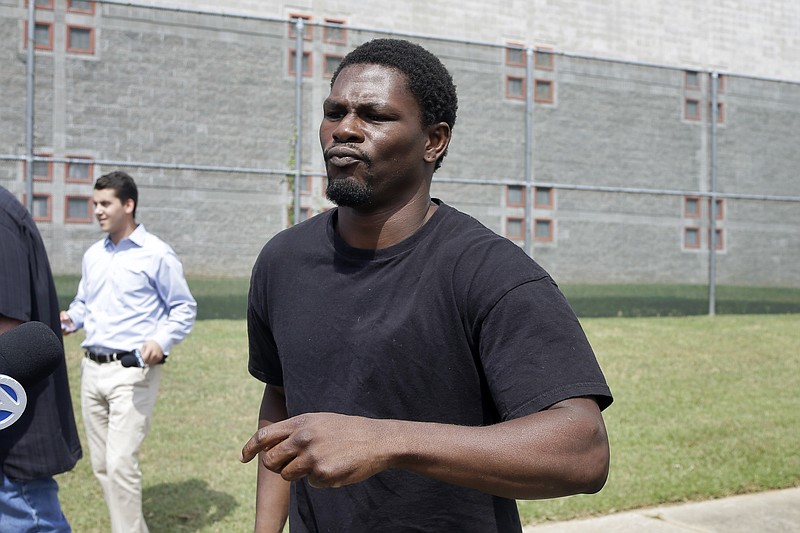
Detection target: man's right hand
<box><xmin>59</xmin><ymin>311</ymin><xmax>76</xmax><ymax>334</ymax></box>
<box><xmin>241</xmin><ymin>412</ymin><xmax>398</xmax><ymax>489</ymax></box>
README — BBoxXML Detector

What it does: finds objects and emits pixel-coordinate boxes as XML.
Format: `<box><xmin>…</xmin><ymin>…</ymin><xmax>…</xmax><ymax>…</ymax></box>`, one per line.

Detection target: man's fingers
<box><xmin>240</xmin><ymin>422</ymin><xmax>292</xmax><ymax>463</ymax></box>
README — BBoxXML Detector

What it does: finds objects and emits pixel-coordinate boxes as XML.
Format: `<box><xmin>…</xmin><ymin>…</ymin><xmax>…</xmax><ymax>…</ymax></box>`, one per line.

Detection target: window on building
<box><xmin>67</xmin><ymin>0</ymin><xmax>94</xmax><ymax>14</ymax></box>
<box><xmin>288</xmin><ymin>14</ymin><xmax>312</xmax><ymax>40</ymax></box>
<box><xmin>67</xmin><ymin>25</ymin><xmax>94</xmax><ymax>54</ymax></box>
<box><xmin>32</xmin><ymin>194</ymin><xmax>51</xmax><ymax>222</ymax></box>
<box><xmin>25</xmin><ymin>21</ymin><xmax>53</xmax><ymax>50</ymax></box>
<box><xmin>506</xmin><ymin>185</ymin><xmax>524</xmax><ymax>206</ymax></box>
<box><xmin>708</xmin><ymin>198</ymin><xmax>724</xmax><ymax>220</ymax></box>
<box><xmin>35</xmin><ymin>22</ymin><xmax>53</xmax><ymax>49</ymax></box>
<box><xmin>685</xmin><ymin>70</ymin><xmax>701</xmax><ymax>90</ymax></box>
<box><xmin>323</xmin><ymin>54</ymin><xmax>343</xmax><ymax>78</ymax></box>
<box><xmin>505</xmin><ymin>44</ymin><xmax>525</xmax><ymax>67</ymax></box>
<box><xmin>298</xmin><ymin>175</ymin><xmax>312</xmax><ymax>194</ymax></box>
<box><xmin>65</xmin><ymin>156</ymin><xmax>93</xmax><ymax>182</ymax></box>
<box><xmin>323</xmin><ymin>19</ymin><xmax>346</xmax><ymax>44</ymax></box>
<box><xmin>31</xmin><ymin>154</ymin><xmax>53</xmax><ymax>181</ymax></box>
<box><xmin>506</xmin><ymin>217</ymin><xmax>524</xmax><ymax>240</ymax></box>
<box><xmin>534</xmin><ymin>218</ymin><xmax>553</xmax><ymax>241</ymax></box>
<box><xmin>684</xmin><ymin>227</ymin><xmax>700</xmax><ymax>249</ymax></box>
<box><xmin>715</xmin><ymin>74</ymin><xmax>725</xmax><ymax>93</ymax></box>
<box><xmin>708</xmin><ymin>228</ymin><xmax>724</xmax><ymax>250</ymax></box>
<box><xmin>290</xmin><ymin>206</ymin><xmax>311</xmax><ymax>223</ymax></box>
<box><xmin>534</xmin><ymin>186</ymin><xmax>553</xmax><ymax>208</ymax></box>
<box><xmin>709</xmin><ymin>101</ymin><xmax>725</xmax><ymax>123</ymax></box>
<box><xmin>534</xmin><ymin>79</ymin><xmax>554</xmax><ymax>103</ymax></box>
<box><xmin>685</xmin><ymin>98</ymin><xmax>701</xmax><ymax>120</ymax></box>
<box><xmin>65</xmin><ymin>195</ymin><xmax>92</xmax><ymax>223</ymax></box>
<box><xmin>684</xmin><ymin>196</ymin><xmax>701</xmax><ymax>218</ymax></box>
<box><xmin>534</xmin><ymin>48</ymin><xmax>553</xmax><ymax>70</ymax></box>
<box><xmin>289</xmin><ymin>49</ymin><xmax>312</xmax><ymax>77</ymax></box>
<box><xmin>506</xmin><ymin>75</ymin><xmax>525</xmax><ymax>100</ymax></box>
<box><xmin>28</xmin><ymin>0</ymin><xmax>54</xmax><ymax>9</ymax></box>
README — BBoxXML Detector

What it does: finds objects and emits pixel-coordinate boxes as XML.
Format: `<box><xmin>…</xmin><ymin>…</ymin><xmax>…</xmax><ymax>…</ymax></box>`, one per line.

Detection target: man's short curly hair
<box><xmin>331</xmin><ymin>38</ymin><xmax>458</xmax><ymax>170</ymax></box>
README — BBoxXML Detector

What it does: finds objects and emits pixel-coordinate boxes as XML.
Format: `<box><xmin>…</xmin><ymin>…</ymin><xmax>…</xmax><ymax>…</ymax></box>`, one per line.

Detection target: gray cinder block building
<box><xmin>1</xmin><ymin>0</ymin><xmax>798</xmax><ymax>286</ymax></box>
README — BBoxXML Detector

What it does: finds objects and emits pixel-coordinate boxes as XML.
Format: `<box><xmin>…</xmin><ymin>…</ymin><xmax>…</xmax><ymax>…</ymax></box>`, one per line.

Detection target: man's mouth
<box><xmin>328</xmin><ymin>155</ymin><xmax>360</xmax><ymax>167</ymax></box>
<box><xmin>325</xmin><ymin>146</ymin><xmax>368</xmax><ymax>168</ymax></box>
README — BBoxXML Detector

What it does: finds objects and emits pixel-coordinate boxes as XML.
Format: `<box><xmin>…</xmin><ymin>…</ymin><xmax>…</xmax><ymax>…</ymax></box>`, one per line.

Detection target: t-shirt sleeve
<box><xmin>246</xmin><ymin>253</ymin><xmax>284</xmax><ymax>386</ymax></box>
<box><xmin>477</xmin><ymin>277</ymin><xmax>612</xmax><ymax>420</ymax></box>
<box><xmin>0</xmin><ymin>226</ymin><xmax>31</xmax><ymax>323</ymax></box>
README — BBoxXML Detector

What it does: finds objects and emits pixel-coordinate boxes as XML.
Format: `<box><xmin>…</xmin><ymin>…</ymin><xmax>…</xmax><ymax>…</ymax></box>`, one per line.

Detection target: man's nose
<box><xmin>332</xmin><ymin>113</ymin><xmax>363</xmax><ymax>143</ymax></box>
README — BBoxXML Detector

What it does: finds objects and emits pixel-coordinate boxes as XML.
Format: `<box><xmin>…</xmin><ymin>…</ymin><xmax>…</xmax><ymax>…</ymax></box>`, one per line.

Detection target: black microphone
<box><xmin>0</xmin><ymin>321</ymin><xmax>63</xmax><ymax>385</ymax></box>
<box><xmin>0</xmin><ymin>321</ymin><xmax>63</xmax><ymax>431</ymax></box>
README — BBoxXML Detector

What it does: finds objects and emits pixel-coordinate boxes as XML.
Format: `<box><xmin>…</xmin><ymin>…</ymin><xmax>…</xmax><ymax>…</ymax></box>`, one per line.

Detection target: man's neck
<box><xmin>109</xmin><ymin>221</ymin><xmax>138</xmax><ymax>245</ymax></box>
<box><xmin>336</xmin><ymin>193</ymin><xmax>437</xmax><ymax>250</ymax></box>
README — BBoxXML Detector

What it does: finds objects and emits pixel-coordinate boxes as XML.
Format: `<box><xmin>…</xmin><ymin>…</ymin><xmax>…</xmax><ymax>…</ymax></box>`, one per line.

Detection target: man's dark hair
<box><xmin>331</xmin><ymin>38</ymin><xmax>458</xmax><ymax>171</ymax></box>
<box><xmin>95</xmin><ymin>170</ymin><xmax>138</xmax><ymax>218</ymax></box>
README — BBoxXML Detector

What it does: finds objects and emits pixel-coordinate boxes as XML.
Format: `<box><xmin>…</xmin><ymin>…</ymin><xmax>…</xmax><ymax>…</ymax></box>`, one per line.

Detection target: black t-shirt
<box><xmin>0</xmin><ymin>187</ymin><xmax>82</xmax><ymax>480</ymax></box>
<box><xmin>248</xmin><ymin>200</ymin><xmax>612</xmax><ymax>532</ymax></box>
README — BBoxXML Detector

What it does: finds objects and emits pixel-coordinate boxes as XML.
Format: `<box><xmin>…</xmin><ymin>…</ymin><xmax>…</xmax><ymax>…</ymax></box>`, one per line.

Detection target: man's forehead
<box><xmin>332</xmin><ymin>63</ymin><xmax>406</xmax><ymax>91</ymax></box>
<box><xmin>328</xmin><ymin>63</ymin><xmax>413</xmax><ymax>105</ymax></box>
<box><xmin>93</xmin><ymin>189</ymin><xmax>119</xmax><ymax>201</ymax></box>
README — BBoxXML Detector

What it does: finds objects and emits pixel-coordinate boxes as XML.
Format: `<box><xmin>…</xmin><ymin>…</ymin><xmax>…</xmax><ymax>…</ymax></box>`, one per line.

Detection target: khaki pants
<box><xmin>81</xmin><ymin>358</ymin><xmax>161</xmax><ymax>533</ymax></box>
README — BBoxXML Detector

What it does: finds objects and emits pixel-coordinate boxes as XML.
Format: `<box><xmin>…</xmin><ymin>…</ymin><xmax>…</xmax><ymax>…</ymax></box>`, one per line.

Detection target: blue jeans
<box><xmin>0</xmin><ymin>472</ymin><xmax>71</xmax><ymax>533</ymax></box>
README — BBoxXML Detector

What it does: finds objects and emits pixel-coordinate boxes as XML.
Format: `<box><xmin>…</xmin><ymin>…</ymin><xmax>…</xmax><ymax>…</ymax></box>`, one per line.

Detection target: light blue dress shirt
<box><xmin>66</xmin><ymin>224</ymin><xmax>196</xmax><ymax>354</ymax></box>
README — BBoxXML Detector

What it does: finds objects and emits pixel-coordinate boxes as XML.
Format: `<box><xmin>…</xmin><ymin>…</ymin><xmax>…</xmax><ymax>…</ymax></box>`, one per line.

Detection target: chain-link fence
<box><xmin>2</xmin><ymin>1</ymin><xmax>799</xmax><ymax>308</ymax></box>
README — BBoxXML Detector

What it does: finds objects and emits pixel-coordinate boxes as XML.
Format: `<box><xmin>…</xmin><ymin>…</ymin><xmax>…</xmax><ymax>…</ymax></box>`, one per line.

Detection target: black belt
<box><xmin>85</xmin><ymin>350</ymin><xmax>134</xmax><ymax>364</ymax></box>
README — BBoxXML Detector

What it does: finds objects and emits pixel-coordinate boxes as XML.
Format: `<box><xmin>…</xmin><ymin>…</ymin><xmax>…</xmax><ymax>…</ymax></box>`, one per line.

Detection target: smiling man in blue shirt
<box><xmin>61</xmin><ymin>170</ymin><xmax>196</xmax><ymax>533</ymax></box>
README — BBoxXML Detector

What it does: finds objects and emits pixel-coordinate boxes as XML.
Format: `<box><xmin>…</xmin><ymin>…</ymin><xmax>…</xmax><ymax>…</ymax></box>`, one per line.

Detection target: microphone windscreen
<box><xmin>0</xmin><ymin>321</ymin><xmax>63</xmax><ymax>386</ymax></box>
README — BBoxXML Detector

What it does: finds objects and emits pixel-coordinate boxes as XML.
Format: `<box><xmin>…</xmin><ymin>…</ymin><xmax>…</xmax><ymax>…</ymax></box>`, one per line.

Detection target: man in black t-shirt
<box><xmin>0</xmin><ymin>186</ymin><xmax>82</xmax><ymax>532</ymax></box>
<box><xmin>242</xmin><ymin>39</ymin><xmax>612</xmax><ymax>532</ymax></box>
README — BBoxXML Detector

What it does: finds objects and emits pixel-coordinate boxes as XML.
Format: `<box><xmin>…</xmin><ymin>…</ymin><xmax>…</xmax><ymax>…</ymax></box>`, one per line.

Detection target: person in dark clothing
<box><xmin>0</xmin><ymin>186</ymin><xmax>82</xmax><ymax>533</ymax></box>
<box><xmin>241</xmin><ymin>39</ymin><xmax>612</xmax><ymax>532</ymax></box>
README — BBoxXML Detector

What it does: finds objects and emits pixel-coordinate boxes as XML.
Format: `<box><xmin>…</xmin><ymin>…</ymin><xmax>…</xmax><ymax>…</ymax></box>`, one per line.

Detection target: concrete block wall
<box><xmin>158</xmin><ymin>0</ymin><xmax>800</xmax><ymax>82</ymax></box>
<box><xmin>2</xmin><ymin>1</ymin><xmax>798</xmax><ymax>286</ymax></box>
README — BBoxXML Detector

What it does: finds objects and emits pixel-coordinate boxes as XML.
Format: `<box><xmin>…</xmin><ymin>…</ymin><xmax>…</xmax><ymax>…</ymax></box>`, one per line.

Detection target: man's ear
<box><xmin>123</xmin><ymin>198</ymin><xmax>136</xmax><ymax>215</ymax></box>
<box><xmin>424</xmin><ymin>122</ymin><xmax>452</xmax><ymax>164</ymax></box>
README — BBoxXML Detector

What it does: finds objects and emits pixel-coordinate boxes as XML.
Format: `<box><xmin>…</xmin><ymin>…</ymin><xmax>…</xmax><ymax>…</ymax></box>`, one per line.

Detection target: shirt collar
<box><xmin>104</xmin><ymin>223</ymin><xmax>147</xmax><ymax>250</ymax></box>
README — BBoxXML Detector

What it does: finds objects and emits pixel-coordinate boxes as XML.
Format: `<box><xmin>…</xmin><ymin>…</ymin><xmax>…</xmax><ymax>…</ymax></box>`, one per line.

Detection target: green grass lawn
<box><xmin>55</xmin><ymin>276</ymin><xmax>252</xmax><ymax>321</ymax></box>
<box><xmin>559</xmin><ymin>283</ymin><xmax>800</xmax><ymax>317</ymax></box>
<box><xmin>54</xmin><ymin>276</ymin><xmax>800</xmax><ymax>320</ymax></box>
<box><xmin>55</xmin><ymin>314</ymin><xmax>800</xmax><ymax>531</ymax></box>
<box><xmin>517</xmin><ymin>314</ymin><xmax>800</xmax><ymax>525</ymax></box>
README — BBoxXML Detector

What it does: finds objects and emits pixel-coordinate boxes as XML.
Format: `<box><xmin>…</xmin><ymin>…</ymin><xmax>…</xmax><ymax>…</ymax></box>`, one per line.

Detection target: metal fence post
<box><xmin>524</xmin><ymin>46</ymin><xmax>535</xmax><ymax>257</ymax></box>
<box><xmin>708</xmin><ymin>71</ymin><xmax>719</xmax><ymax>316</ymax></box>
<box><xmin>24</xmin><ymin>0</ymin><xmax>35</xmax><ymax>214</ymax></box>
<box><xmin>293</xmin><ymin>17</ymin><xmax>304</xmax><ymax>226</ymax></box>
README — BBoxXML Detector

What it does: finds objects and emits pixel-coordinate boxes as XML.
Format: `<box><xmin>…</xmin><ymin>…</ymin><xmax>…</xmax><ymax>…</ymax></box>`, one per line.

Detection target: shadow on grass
<box><xmin>143</xmin><ymin>479</ymin><xmax>237</xmax><ymax>532</ymax></box>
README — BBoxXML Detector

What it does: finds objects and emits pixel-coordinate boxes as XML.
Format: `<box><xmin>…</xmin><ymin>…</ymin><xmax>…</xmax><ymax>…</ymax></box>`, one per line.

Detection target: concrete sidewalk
<box><xmin>523</xmin><ymin>486</ymin><xmax>800</xmax><ymax>532</ymax></box>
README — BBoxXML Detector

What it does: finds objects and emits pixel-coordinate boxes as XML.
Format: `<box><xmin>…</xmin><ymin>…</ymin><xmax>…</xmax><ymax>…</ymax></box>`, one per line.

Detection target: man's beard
<box><xmin>326</xmin><ymin>174</ymin><xmax>374</xmax><ymax>208</ymax></box>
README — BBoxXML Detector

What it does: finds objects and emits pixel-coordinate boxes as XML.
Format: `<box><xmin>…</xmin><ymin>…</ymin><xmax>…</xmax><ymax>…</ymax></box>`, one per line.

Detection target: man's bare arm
<box><xmin>0</xmin><ymin>315</ymin><xmax>24</xmax><ymax>335</ymax></box>
<box><xmin>241</xmin><ymin>396</ymin><xmax>609</xmax><ymax>500</ymax></box>
<box><xmin>253</xmin><ymin>384</ymin><xmax>291</xmax><ymax>533</ymax></box>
